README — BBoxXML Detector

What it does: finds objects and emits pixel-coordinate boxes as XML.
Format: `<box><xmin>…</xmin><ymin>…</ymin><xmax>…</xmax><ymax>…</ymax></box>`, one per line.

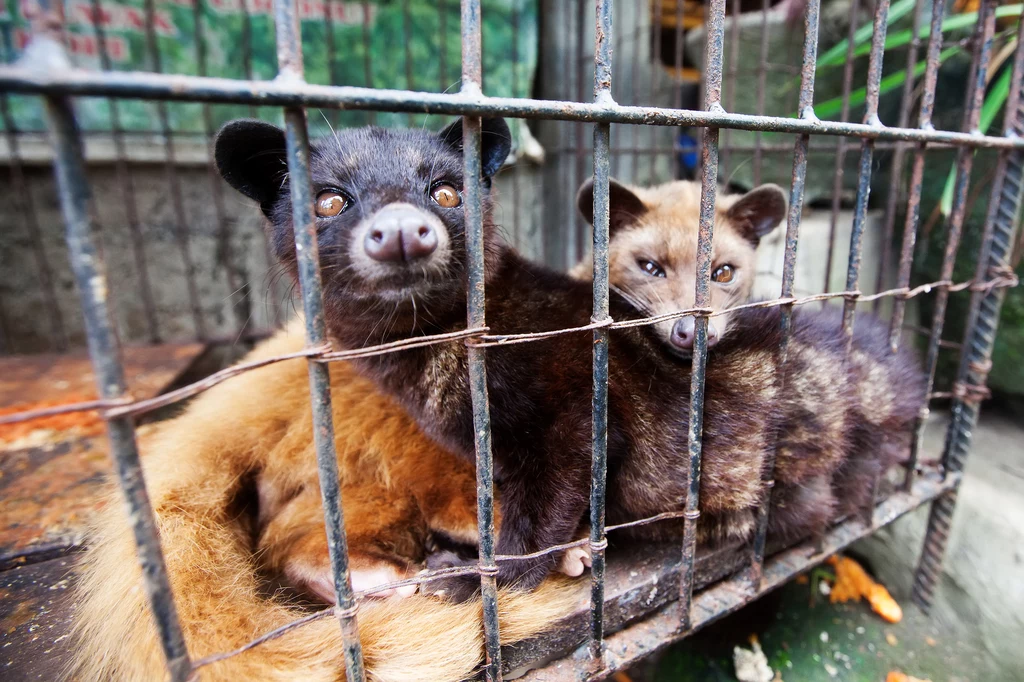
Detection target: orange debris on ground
<box><xmin>826</xmin><ymin>555</ymin><xmax>903</xmax><ymax>623</ymax></box>
<box><xmin>887</xmin><ymin>672</ymin><xmax>933</xmax><ymax>682</ymax></box>
<box><xmin>0</xmin><ymin>394</ymin><xmax>105</xmax><ymax>444</ymax></box>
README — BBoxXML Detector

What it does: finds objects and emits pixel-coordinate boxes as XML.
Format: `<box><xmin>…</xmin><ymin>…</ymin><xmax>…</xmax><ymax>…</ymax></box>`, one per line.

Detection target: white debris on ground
<box><xmin>733</xmin><ymin>636</ymin><xmax>775</xmax><ymax>682</ymax></box>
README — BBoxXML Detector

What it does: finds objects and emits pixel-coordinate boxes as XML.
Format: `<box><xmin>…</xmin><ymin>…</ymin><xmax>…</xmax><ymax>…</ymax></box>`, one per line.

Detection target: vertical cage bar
<box><xmin>907</xmin><ymin>0</ymin><xmax>997</xmax><ymax>483</ymax></box>
<box><xmin>40</xmin><ymin>64</ymin><xmax>191</xmax><ymax>682</ymax></box>
<box><xmin>874</xmin><ymin>0</ymin><xmax>926</xmax><ymax>311</ymax></box>
<box><xmin>460</xmin><ymin>2</ymin><xmax>502</xmax><ymax>680</ymax></box>
<box><xmin>912</xmin><ymin>21</ymin><xmax>1024</xmax><ymax>611</ymax></box>
<box><xmin>589</xmin><ymin>0</ymin><xmax>613</xmax><ymax>662</ymax></box>
<box><xmin>840</xmin><ymin>0</ymin><xmax>892</xmax><ymax>525</ymax></box>
<box><xmin>748</xmin><ymin>0</ymin><xmax>820</xmax><ymax>587</ymax></box>
<box><xmin>893</xmin><ymin>0</ymin><xmax>947</xmax><ymax>489</ymax></box>
<box><xmin>874</xmin><ymin>0</ymin><xmax>927</xmax><ymax>312</ymax></box>
<box><xmin>839</xmin><ymin>0</ymin><xmax>891</xmax><ymax>345</ymax></box>
<box><xmin>822</xmin><ymin>0</ymin><xmax>860</xmax><ymax>301</ymax></box>
<box><xmin>143</xmin><ymin>0</ymin><xmax>206</xmax><ymax>339</ymax></box>
<box><xmin>274</xmin><ymin>0</ymin><xmax>365</xmax><ymax>678</ymax></box>
<box><xmin>679</xmin><ymin>0</ymin><xmax>725</xmax><ymax>631</ymax></box>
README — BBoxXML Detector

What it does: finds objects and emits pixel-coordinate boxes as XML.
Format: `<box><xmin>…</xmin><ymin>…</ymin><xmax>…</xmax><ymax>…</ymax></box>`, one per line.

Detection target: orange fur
<box><xmin>69</xmin><ymin>323</ymin><xmax>578</xmax><ymax>682</ymax></box>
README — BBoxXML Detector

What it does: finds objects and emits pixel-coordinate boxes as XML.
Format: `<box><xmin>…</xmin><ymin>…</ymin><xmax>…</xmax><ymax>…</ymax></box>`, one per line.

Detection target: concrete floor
<box><xmin>630</xmin><ymin>408</ymin><xmax>1024</xmax><ymax>682</ymax></box>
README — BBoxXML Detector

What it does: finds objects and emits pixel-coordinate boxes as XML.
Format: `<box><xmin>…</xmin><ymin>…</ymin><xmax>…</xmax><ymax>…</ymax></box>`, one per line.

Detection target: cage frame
<box><xmin>0</xmin><ymin>0</ymin><xmax>1022</xmax><ymax>680</ymax></box>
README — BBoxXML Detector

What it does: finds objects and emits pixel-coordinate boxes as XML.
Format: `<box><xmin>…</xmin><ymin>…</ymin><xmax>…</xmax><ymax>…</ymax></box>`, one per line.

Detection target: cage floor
<box><xmin>0</xmin><ymin>343</ymin><xmax>205</xmax><ymax>568</ymax></box>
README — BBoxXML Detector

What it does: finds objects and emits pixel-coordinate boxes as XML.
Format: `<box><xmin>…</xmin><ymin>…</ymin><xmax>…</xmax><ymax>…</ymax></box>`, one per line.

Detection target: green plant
<box><xmin>812</xmin><ymin>1</ymin><xmax>1021</xmax><ymax>218</ymax></box>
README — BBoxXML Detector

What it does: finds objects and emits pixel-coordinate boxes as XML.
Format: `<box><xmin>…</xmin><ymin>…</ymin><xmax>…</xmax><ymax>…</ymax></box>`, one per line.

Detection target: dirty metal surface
<box><xmin>520</xmin><ymin>469</ymin><xmax>957</xmax><ymax>681</ymax></box>
<box><xmin>0</xmin><ymin>342</ymin><xmax>205</xmax><ymax>409</ymax></box>
<box><xmin>503</xmin><ymin>537</ymin><xmax>749</xmax><ymax>678</ymax></box>
<box><xmin>0</xmin><ymin>555</ymin><xmax>77</xmax><ymax>682</ymax></box>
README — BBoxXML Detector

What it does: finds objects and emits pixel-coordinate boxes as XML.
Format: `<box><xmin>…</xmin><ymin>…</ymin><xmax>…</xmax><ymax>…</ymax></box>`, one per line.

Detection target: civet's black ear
<box><xmin>726</xmin><ymin>183</ymin><xmax>788</xmax><ymax>245</ymax></box>
<box><xmin>576</xmin><ymin>177</ymin><xmax>648</xmax><ymax>235</ymax></box>
<box><xmin>214</xmin><ymin>119</ymin><xmax>289</xmax><ymax>217</ymax></box>
<box><xmin>438</xmin><ymin>117</ymin><xmax>513</xmax><ymax>179</ymax></box>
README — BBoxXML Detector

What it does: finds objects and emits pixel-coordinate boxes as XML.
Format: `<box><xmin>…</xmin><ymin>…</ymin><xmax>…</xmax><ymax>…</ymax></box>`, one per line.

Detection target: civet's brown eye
<box><xmin>315</xmin><ymin>191</ymin><xmax>347</xmax><ymax>218</ymax></box>
<box><xmin>711</xmin><ymin>264</ymin><xmax>735</xmax><ymax>283</ymax></box>
<box><xmin>430</xmin><ymin>183</ymin><xmax>461</xmax><ymax>208</ymax></box>
<box><xmin>637</xmin><ymin>259</ymin><xmax>666</xmax><ymax>278</ymax></box>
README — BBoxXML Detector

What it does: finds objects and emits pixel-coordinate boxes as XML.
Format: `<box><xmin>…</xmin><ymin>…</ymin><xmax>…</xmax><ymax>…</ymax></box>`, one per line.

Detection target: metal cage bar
<box><xmin>678</xmin><ymin>0</ymin><xmax>725</xmax><ymax>631</ymax></box>
<box><xmin>588</xmin><ymin>0</ymin><xmax>613</xmax><ymax>663</ymax></box>
<box><xmin>912</xmin><ymin>17</ymin><xmax>1024</xmax><ymax>611</ymax></box>
<box><xmin>908</xmin><ymin>0</ymin><xmax>998</xmax><ymax>483</ymax></box>
<box><xmin>748</xmin><ymin>0</ymin><xmax>821</xmax><ymax>587</ymax></box>
<box><xmin>893</xmin><ymin>0</ymin><xmax>949</xmax><ymax>489</ymax></box>
<box><xmin>460</xmin><ymin>2</ymin><xmax>503</xmax><ymax>680</ymax></box>
<box><xmin>274</xmin><ymin>0</ymin><xmax>366</xmax><ymax>678</ymax></box>
<box><xmin>34</xmin><ymin>40</ymin><xmax>194</xmax><ymax>682</ymax></box>
<box><xmin>3</xmin><ymin>0</ymin><xmax>1023</xmax><ymax>678</ymax></box>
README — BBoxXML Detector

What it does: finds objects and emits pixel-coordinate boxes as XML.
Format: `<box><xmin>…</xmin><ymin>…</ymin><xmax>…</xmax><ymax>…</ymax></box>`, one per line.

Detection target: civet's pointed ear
<box><xmin>438</xmin><ymin>117</ymin><xmax>512</xmax><ymax>179</ymax></box>
<box><xmin>726</xmin><ymin>183</ymin><xmax>788</xmax><ymax>244</ymax></box>
<box><xmin>576</xmin><ymin>177</ymin><xmax>648</xmax><ymax>235</ymax></box>
<box><xmin>214</xmin><ymin>119</ymin><xmax>289</xmax><ymax>216</ymax></box>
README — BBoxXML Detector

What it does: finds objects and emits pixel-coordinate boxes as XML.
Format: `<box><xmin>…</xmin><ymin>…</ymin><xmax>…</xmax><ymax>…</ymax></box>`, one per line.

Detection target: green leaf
<box><xmin>815</xmin><ymin>0</ymin><xmax>918</xmax><ymax>69</ymax></box>
<box><xmin>939</xmin><ymin>66</ymin><xmax>1013</xmax><ymax>216</ymax></box>
<box><xmin>811</xmin><ymin>46</ymin><xmax>962</xmax><ymax>120</ymax></box>
<box><xmin>840</xmin><ymin>5</ymin><xmax>1023</xmax><ymax>65</ymax></box>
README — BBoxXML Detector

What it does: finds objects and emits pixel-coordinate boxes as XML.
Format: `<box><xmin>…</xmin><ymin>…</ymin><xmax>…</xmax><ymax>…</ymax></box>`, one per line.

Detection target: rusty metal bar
<box><xmin>907</xmin><ymin>0</ymin><xmax>998</xmax><ymax>487</ymax></box>
<box><xmin>5</xmin><ymin>71</ymin><xmax>1024</xmax><ymax>148</ymax></box>
<box><xmin>913</xmin><ymin>18</ymin><xmax>1024</xmax><ymax>612</ymax></box>
<box><xmin>894</xmin><ymin>0</ymin><xmax>949</xmax><ymax>491</ymax></box>
<box><xmin>888</xmin><ymin>0</ymin><xmax>947</xmax><ymax>355</ymax></box>
<box><xmin>460</xmin><ymin>2</ymin><xmax>502</xmax><ymax>679</ymax></box>
<box><xmin>672</xmin><ymin>0</ymin><xmax>686</xmax><ymax>180</ymax></box>
<box><xmin>34</xmin><ymin>26</ymin><xmax>192</xmax><ymax>680</ymax></box>
<box><xmin>748</xmin><ymin>0</ymin><xmax>820</xmax><ymax>587</ymax></box>
<box><xmin>679</xmin><ymin>0</ymin><xmax>725</xmax><ymax>631</ymax></box>
<box><xmin>588</xmin><ymin>0</ymin><xmax>613</xmax><ymax>662</ymax></box>
<box><xmin>274</xmin><ymin>0</ymin><xmax>365</xmax><ymax>677</ymax></box>
<box><xmin>823</xmin><ymin>0</ymin><xmax>860</xmax><ymax>302</ymax></box>
<box><xmin>874</xmin><ymin>0</ymin><xmax>927</xmax><ymax>313</ymax></box>
<box><xmin>839</xmin><ymin>0</ymin><xmax>892</xmax><ymax>350</ymax></box>
<box><xmin>143</xmin><ymin>0</ymin><xmax>206</xmax><ymax>339</ymax></box>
